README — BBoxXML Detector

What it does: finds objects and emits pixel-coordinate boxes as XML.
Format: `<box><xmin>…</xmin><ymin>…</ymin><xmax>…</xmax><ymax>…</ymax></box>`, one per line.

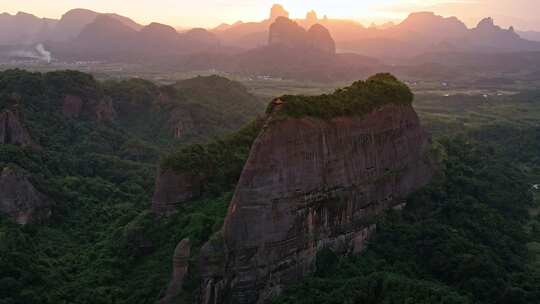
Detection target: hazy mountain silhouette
<box><xmin>51</xmin><ymin>9</ymin><xmax>142</xmax><ymax>42</ymax></box>
<box><xmin>456</xmin><ymin>18</ymin><xmax>540</xmax><ymax>52</ymax></box>
<box><xmin>214</xmin><ymin>5</ymin><xmax>540</xmax><ymax>58</ymax></box>
<box><xmin>2</xmin><ymin>4</ymin><xmax>540</xmax><ymax>68</ymax></box>
<box><xmin>48</xmin><ymin>15</ymin><xmax>221</xmax><ymax>61</ymax></box>
<box><xmin>179</xmin><ymin>18</ymin><xmax>380</xmax><ymax>82</ymax></box>
<box><xmin>518</xmin><ymin>30</ymin><xmax>540</xmax><ymax>42</ymax></box>
<box><xmin>0</xmin><ymin>12</ymin><xmax>56</xmax><ymax>45</ymax></box>
<box><xmin>0</xmin><ymin>8</ymin><xmax>142</xmax><ymax>45</ymax></box>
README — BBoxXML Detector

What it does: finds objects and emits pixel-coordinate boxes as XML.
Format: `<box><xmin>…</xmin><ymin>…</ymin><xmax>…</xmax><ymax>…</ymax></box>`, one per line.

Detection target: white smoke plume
<box><xmin>35</xmin><ymin>44</ymin><xmax>52</xmax><ymax>63</ymax></box>
<box><xmin>8</xmin><ymin>43</ymin><xmax>52</xmax><ymax>63</ymax></box>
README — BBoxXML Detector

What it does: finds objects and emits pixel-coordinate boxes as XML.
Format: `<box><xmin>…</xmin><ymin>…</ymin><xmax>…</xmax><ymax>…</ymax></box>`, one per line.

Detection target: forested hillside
<box><xmin>0</xmin><ymin>70</ymin><xmax>263</xmax><ymax>304</ymax></box>
<box><xmin>274</xmin><ymin>92</ymin><xmax>540</xmax><ymax>304</ymax></box>
<box><xmin>1</xmin><ymin>70</ymin><xmax>540</xmax><ymax>304</ymax></box>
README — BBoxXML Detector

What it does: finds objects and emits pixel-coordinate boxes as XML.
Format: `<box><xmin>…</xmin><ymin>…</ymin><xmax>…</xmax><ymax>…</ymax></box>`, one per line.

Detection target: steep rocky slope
<box><xmin>268</xmin><ymin>17</ymin><xmax>335</xmax><ymax>54</ymax></box>
<box><xmin>0</xmin><ymin>165</ymin><xmax>50</xmax><ymax>224</ymax></box>
<box><xmin>194</xmin><ymin>74</ymin><xmax>434</xmax><ymax>304</ymax></box>
<box><xmin>0</xmin><ymin>109</ymin><xmax>37</xmax><ymax>148</ymax></box>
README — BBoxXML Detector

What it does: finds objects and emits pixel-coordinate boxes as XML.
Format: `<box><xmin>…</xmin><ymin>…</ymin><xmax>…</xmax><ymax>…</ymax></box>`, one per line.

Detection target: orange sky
<box><xmin>1</xmin><ymin>0</ymin><xmax>538</xmax><ymax>30</ymax></box>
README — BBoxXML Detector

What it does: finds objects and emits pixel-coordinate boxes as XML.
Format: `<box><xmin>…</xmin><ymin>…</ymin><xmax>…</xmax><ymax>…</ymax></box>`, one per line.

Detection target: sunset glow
<box><xmin>0</xmin><ymin>0</ymin><xmax>539</xmax><ymax>30</ymax></box>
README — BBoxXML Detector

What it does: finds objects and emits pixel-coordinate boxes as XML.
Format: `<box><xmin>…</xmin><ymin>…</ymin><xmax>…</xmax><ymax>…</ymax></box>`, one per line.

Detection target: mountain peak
<box><xmin>268</xmin><ymin>17</ymin><xmax>335</xmax><ymax>54</ymax></box>
<box><xmin>270</xmin><ymin>4</ymin><xmax>289</xmax><ymax>21</ymax></box>
<box><xmin>306</xmin><ymin>10</ymin><xmax>318</xmax><ymax>22</ymax></box>
<box><xmin>477</xmin><ymin>17</ymin><xmax>496</xmax><ymax>29</ymax></box>
<box><xmin>307</xmin><ymin>23</ymin><xmax>335</xmax><ymax>54</ymax></box>
<box><xmin>399</xmin><ymin>11</ymin><xmax>468</xmax><ymax>39</ymax></box>
<box><xmin>401</xmin><ymin>11</ymin><xmax>466</xmax><ymax>27</ymax></box>
<box><xmin>268</xmin><ymin>17</ymin><xmax>308</xmax><ymax>47</ymax></box>
<box><xmin>141</xmin><ymin>22</ymin><xmax>177</xmax><ymax>36</ymax></box>
<box><xmin>15</xmin><ymin>11</ymin><xmax>36</xmax><ymax>18</ymax></box>
<box><xmin>60</xmin><ymin>8</ymin><xmax>99</xmax><ymax>20</ymax></box>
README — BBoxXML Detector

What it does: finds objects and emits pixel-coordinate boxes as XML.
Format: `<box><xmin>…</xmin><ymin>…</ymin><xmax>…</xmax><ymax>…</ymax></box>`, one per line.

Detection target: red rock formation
<box><xmin>62</xmin><ymin>95</ymin><xmax>84</xmax><ymax>118</ymax></box>
<box><xmin>160</xmin><ymin>238</ymin><xmax>191</xmax><ymax>304</ymax></box>
<box><xmin>308</xmin><ymin>24</ymin><xmax>336</xmax><ymax>54</ymax></box>
<box><xmin>168</xmin><ymin>108</ymin><xmax>195</xmax><ymax>140</ymax></box>
<box><xmin>152</xmin><ymin>168</ymin><xmax>203</xmax><ymax>215</ymax></box>
<box><xmin>0</xmin><ymin>166</ymin><xmax>50</xmax><ymax>225</ymax></box>
<box><xmin>0</xmin><ymin>110</ymin><xmax>37</xmax><ymax>148</ymax></box>
<box><xmin>269</xmin><ymin>4</ymin><xmax>289</xmax><ymax>21</ymax></box>
<box><xmin>268</xmin><ymin>17</ymin><xmax>336</xmax><ymax>54</ymax></box>
<box><xmin>92</xmin><ymin>97</ymin><xmax>116</xmax><ymax>122</ymax></box>
<box><xmin>305</xmin><ymin>10</ymin><xmax>318</xmax><ymax>26</ymax></box>
<box><xmin>199</xmin><ymin>102</ymin><xmax>433</xmax><ymax>303</ymax></box>
<box><xmin>268</xmin><ymin>17</ymin><xmax>309</xmax><ymax>47</ymax></box>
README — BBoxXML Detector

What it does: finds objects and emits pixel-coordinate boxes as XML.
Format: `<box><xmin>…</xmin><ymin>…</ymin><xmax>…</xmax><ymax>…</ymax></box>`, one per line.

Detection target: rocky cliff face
<box><xmin>268</xmin><ymin>17</ymin><xmax>335</xmax><ymax>54</ymax></box>
<box><xmin>0</xmin><ymin>110</ymin><xmax>36</xmax><ymax>148</ymax></box>
<box><xmin>307</xmin><ymin>24</ymin><xmax>336</xmax><ymax>54</ymax></box>
<box><xmin>160</xmin><ymin>238</ymin><xmax>192</xmax><ymax>304</ymax></box>
<box><xmin>269</xmin><ymin>4</ymin><xmax>289</xmax><ymax>22</ymax></box>
<box><xmin>0</xmin><ymin>166</ymin><xmax>50</xmax><ymax>225</ymax></box>
<box><xmin>197</xmin><ymin>77</ymin><xmax>433</xmax><ymax>304</ymax></box>
<box><xmin>151</xmin><ymin>168</ymin><xmax>203</xmax><ymax>215</ymax></box>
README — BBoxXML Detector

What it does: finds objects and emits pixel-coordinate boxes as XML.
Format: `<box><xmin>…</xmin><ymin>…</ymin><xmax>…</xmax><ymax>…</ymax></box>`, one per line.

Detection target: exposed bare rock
<box><xmin>268</xmin><ymin>17</ymin><xmax>309</xmax><ymax>48</ymax></box>
<box><xmin>307</xmin><ymin>24</ymin><xmax>336</xmax><ymax>54</ymax></box>
<box><xmin>152</xmin><ymin>168</ymin><xmax>203</xmax><ymax>215</ymax></box>
<box><xmin>0</xmin><ymin>110</ymin><xmax>36</xmax><ymax>148</ymax></box>
<box><xmin>160</xmin><ymin>238</ymin><xmax>191</xmax><ymax>304</ymax></box>
<box><xmin>169</xmin><ymin>108</ymin><xmax>196</xmax><ymax>140</ymax></box>
<box><xmin>199</xmin><ymin>232</ymin><xmax>227</xmax><ymax>304</ymax></box>
<box><xmin>268</xmin><ymin>17</ymin><xmax>335</xmax><ymax>54</ymax></box>
<box><xmin>269</xmin><ymin>4</ymin><xmax>289</xmax><ymax>21</ymax></box>
<box><xmin>0</xmin><ymin>166</ymin><xmax>50</xmax><ymax>225</ymax></box>
<box><xmin>199</xmin><ymin>98</ymin><xmax>433</xmax><ymax>303</ymax></box>
<box><xmin>92</xmin><ymin>97</ymin><xmax>116</xmax><ymax>122</ymax></box>
<box><xmin>62</xmin><ymin>95</ymin><xmax>84</xmax><ymax>118</ymax></box>
<box><xmin>305</xmin><ymin>10</ymin><xmax>318</xmax><ymax>25</ymax></box>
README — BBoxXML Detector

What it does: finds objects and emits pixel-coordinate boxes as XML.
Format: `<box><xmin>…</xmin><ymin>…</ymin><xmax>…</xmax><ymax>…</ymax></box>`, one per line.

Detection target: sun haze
<box><xmin>0</xmin><ymin>0</ymin><xmax>539</xmax><ymax>30</ymax></box>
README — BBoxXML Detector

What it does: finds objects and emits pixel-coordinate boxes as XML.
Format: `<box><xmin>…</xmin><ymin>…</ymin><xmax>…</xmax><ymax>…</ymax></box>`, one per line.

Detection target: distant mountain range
<box><xmin>1</xmin><ymin>4</ymin><xmax>540</xmax><ymax>81</ymax></box>
<box><xmin>213</xmin><ymin>7</ymin><xmax>540</xmax><ymax>57</ymax></box>
<box><xmin>0</xmin><ymin>8</ymin><xmax>223</xmax><ymax>62</ymax></box>
<box><xmin>518</xmin><ymin>30</ymin><xmax>540</xmax><ymax>42</ymax></box>
<box><xmin>0</xmin><ymin>9</ymin><xmax>142</xmax><ymax>45</ymax></box>
<box><xmin>49</xmin><ymin>15</ymin><xmax>222</xmax><ymax>61</ymax></box>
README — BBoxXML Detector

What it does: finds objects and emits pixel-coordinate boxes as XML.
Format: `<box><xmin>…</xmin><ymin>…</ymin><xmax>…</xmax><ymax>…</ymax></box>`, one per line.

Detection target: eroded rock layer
<box><xmin>200</xmin><ymin>102</ymin><xmax>433</xmax><ymax>304</ymax></box>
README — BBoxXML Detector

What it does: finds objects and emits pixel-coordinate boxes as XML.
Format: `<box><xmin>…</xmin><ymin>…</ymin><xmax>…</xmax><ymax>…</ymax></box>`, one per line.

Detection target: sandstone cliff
<box><xmin>269</xmin><ymin>4</ymin><xmax>289</xmax><ymax>22</ymax></box>
<box><xmin>152</xmin><ymin>168</ymin><xmax>203</xmax><ymax>215</ymax></box>
<box><xmin>152</xmin><ymin>118</ymin><xmax>264</xmax><ymax>215</ymax></box>
<box><xmin>0</xmin><ymin>109</ymin><xmax>37</xmax><ymax>148</ymax></box>
<box><xmin>268</xmin><ymin>17</ymin><xmax>335</xmax><ymax>54</ymax></box>
<box><xmin>160</xmin><ymin>238</ymin><xmax>192</xmax><ymax>304</ymax></box>
<box><xmin>198</xmin><ymin>74</ymin><xmax>433</xmax><ymax>304</ymax></box>
<box><xmin>62</xmin><ymin>94</ymin><xmax>116</xmax><ymax>122</ymax></box>
<box><xmin>0</xmin><ymin>165</ymin><xmax>50</xmax><ymax>224</ymax></box>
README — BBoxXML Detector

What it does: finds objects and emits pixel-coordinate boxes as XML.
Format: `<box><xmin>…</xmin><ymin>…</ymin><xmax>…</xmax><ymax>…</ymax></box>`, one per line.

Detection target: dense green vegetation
<box><xmin>161</xmin><ymin>117</ymin><xmax>264</xmax><ymax>195</ymax></box>
<box><xmin>273</xmin><ymin>89</ymin><xmax>540</xmax><ymax>304</ymax></box>
<box><xmin>0</xmin><ymin>70</ymin><xmax>263</xmax><ymax>304</ymax></box>
<box><xmin>0</xmin><ymin>69</ymin><xmax>263</xmax><ymax>150</ymax></box>
<box><xmin>2</xmin><ymin>68</ymin><xmax>540</xmax><ymax>304</ymax></box>
<box><xmin>274</xmin><ymin>73</ymin><xmax>413</xmax><ymax>119</ymax></box>
<box><xmin>275</xmin><ymin>132</ymin><xmax>540</xmax><ymax>304</ymax></box>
